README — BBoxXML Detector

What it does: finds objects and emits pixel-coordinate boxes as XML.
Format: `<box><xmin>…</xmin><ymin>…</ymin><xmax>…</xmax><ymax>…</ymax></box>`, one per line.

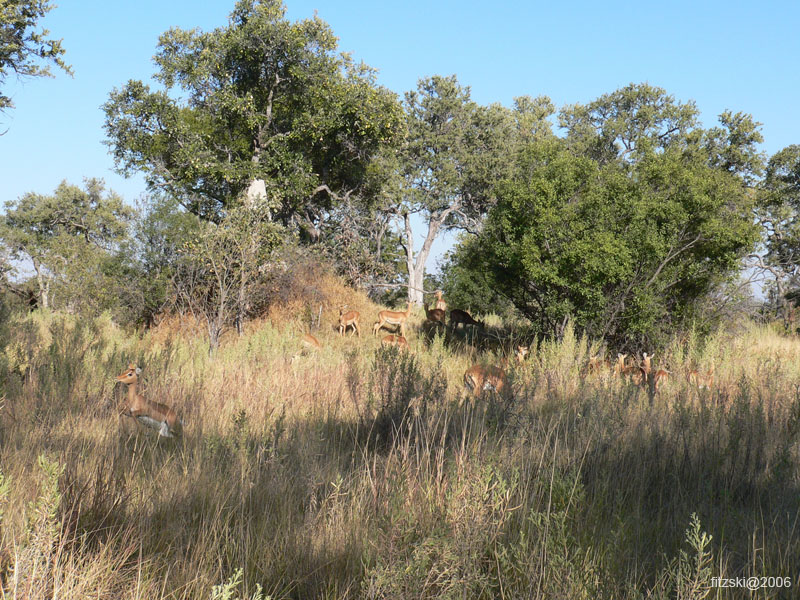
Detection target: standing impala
<box><xmin>373</xmin><ymin>301</ymin><xmax>412</xmax><ymax>337</ymax></box>
<box><xmin>338</xmin><ymin>306</ymin><xmax>361</xmax><ymax>337</ymax></box>
<box><xmin>434</xmin><ymin>290</ymin><xmax>447</xmax><ymax>312</ymax></box>
<box><xmin>424</xmin><ymin>302</ymin><xmax>446</xmax><ymax>329</ymax></box>
<box><xmin>116</xmin><ymin>364</ymin><xmax>182</xmax><ymax>438</ymax></box>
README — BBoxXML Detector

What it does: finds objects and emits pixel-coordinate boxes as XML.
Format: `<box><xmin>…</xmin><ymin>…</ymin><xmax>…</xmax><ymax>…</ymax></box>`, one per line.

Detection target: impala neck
<box><xmin>127</xmin><ymin>380</ymin><xmax>138</xmax><ymax>402</ymax></box>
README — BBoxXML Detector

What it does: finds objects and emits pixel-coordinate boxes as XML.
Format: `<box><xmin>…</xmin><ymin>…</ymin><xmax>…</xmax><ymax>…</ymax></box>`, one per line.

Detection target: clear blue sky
<box><xmin>2</xmin><ymin>0</ymin><xmax>799</xmax><ymax>267</ymax></box>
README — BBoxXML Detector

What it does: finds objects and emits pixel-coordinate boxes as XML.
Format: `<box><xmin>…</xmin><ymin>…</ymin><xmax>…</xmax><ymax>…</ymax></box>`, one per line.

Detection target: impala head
<box><xmin>116</xmin><ymin>363</ymin><xmax>141</xmax><ymax>385</ymax></box>
<box><xmin>515</xmin><ymin>345</ymin><xmax>529</xmax><ymax>363</ymax></box>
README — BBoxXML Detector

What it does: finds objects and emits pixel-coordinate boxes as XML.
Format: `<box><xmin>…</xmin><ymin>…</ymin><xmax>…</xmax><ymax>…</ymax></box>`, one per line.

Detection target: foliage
<box><xmin>0</xmin><ymin>0</ymin><xmax>71</xmax><ymax>113</ymax></box>
<box><xmin>210</xmin><ymin>568</ymin><xmax>270</xmax><ymax>600</ymax></box>
<box><xmin>754</xmin><ymin>145</ymin><xmax>800</xmax><ymax>326</ymax></box>
<box><xmin>116</xmin><ymin>194</ymin><xmax>201</xmax><ymax>326</ymax></box>
<box><xmin>449</xmin><ymin>84</ymin><xmax>761</xmax><ymax>347</ymax></box>
<box><xmin>397</xmin><ymin>76</ymin><xmax>546</xmax><ymax>304</ymax></box>
<box><xmin>436</xmin><ymin>235</ymin><xmax>516</xmax><ymax>319</ymax></box>
<box><xmin>173</xmin><ymin>204</ymin><xmax>284</xmax><ymax>351</ymax></box>
<box><xmin>0</xmin><ymin>179</ymin><xmax>132</xmax><ymax>312</ymax></box>
<box><xmin>102</xmin><ymin>0</ymin><xmax>404</xmax><ymax>229</ymax></box>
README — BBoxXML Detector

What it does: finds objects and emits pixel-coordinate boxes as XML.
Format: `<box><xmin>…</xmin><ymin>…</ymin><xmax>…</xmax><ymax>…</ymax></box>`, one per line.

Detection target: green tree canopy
<box><xmin>103</xmin><ymin>0</ymin><xmax>403</xmax><ymax>227</ymax></box>
<box><xmin>448</xmin><ymin>84</ymin><xmax>762</xmax><ymax>347</ymax></box>
<box><xmin>398</xmin><ymin>75</ymin><xmax>550</xmax><ymax>304</ymax></box>
<box><xmin>0</xmin><ymin>0</ymin><xmax>70</xmax><ymax>113</ymax></box>
<box><xmin>1</xmin><ymin>179</ymin><xmax>132</xmax><ymax>311</ymax></box>
<box><xmin>754</xmin><ymin>145</ymin><xmax>800</xmax><ymax>325</ymax></box>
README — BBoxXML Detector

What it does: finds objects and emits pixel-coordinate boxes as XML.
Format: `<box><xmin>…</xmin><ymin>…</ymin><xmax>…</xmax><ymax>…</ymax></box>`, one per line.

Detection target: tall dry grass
<box><xmin>0</xmin><ymin>306</ymin><xmax>798</xmax><ymax>599</ymax></box>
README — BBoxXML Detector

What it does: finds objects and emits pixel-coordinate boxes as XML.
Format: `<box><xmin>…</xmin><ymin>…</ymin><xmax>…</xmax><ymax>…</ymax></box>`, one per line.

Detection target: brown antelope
<box><xmin>687</xmin><ymin>365</ymin><xmax>714</xmax><ymax>390</ymax></box>
<box><xmin>381</xmin><ymin>334</ymin><xmax>409</xmax><ymax>350</ymax></box>
<box><xmin>115</xmin><ymin>364</ymin><xmax>182</xmax><ymax>438</ymax></box>
<box><xmin>449</xmin><ymin>309</ymin><xmax>484</xmax><ymax>331</ymax></box>
<box><xmin>640</xmin><ymin>352</ymin><xmax>671</xmax><ymax>391</ymax></box>
<box><xmin>584</xmin><ymin>355</ymin><xmax>611</xmax><ymax>379</ymax></box>
<box><xmin>515</xmin><ymin>345</ymin><xmax>529</xmax><ymax>364</ymax></box>
<box><xmin>613</xmin><ymin>353</ymin><xmax>628</xmax><ymax>378</ymax></box>
<box><xmin>653</xmin><ymin>368</ymin><xmax>670</xmax><ymax>390</ymax></box>
<box><xmin>373</xmin><ymin>301</ymin><xmax>412</xmax><ymax>337</ymax></box>
<box><xmin>614</xmin><ymin>353</ymin><xmax>642</xmax><ymax>384</ymax></box>
<box><xmin>641</xmin><ymin>352</ymin><xmax>652</xmax><ymax>376</ymax></box>
<box><xmin>434</xmin><ymin>290</ymin><xmax>447</xmax><ymax>312</ymax></box>
<box><xmin>338</xmin><ymin>306</ymin><xmax>361</xmax><ymax>337</ymax></box>
<box><xmin>424</xmin><ymin>302</ymin><xmax>446</xmax><ymax>328</ymax></box>
<box><xmin>463</xmin><ymin>364</ymin><xmax>508</xmax><ymax>398</ymax></box>
<box><xmin>292</xmin><ymin>333</ymin><xmax>321</xmax><ymax>362</ymax></box>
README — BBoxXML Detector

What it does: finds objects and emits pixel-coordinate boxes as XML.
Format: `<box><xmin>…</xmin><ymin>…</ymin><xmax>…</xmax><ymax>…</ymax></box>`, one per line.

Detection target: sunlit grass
<box><xmin>1</xmin><ymin>305</ymin><xmax>798</xmax><ymax>599</ymax></box>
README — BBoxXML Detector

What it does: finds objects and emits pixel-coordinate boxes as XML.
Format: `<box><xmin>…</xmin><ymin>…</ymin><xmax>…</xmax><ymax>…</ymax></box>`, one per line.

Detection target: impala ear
<box><xmin>135</xmin><ymin>367</ymin><xmax>142</xmax><ymax>375</ymax></box>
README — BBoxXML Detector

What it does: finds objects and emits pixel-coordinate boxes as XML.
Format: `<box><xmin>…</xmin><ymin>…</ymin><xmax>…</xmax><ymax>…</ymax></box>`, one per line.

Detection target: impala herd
<box><xmin>114</xmin><ymin>291</ymin><xmax>715</xmax><ymax>438</ymax></box>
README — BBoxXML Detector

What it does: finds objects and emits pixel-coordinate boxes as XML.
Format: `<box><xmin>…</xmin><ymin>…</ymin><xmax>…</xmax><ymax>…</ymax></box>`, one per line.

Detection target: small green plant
<box><xmin>652</xmin><ymin>513</ymin><xmax>714</xmax><ymax>600</ymax></box>
<box><xmin>210</xmin><ymin>568</ymin><xmax>270</xmax><ymax>600</ymax></box>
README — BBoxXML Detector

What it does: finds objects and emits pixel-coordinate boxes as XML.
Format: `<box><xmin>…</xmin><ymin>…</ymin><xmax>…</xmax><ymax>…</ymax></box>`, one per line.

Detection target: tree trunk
<box><xmin>33</xmin><ymin>260</ymin><xmax>49</xmax><ymax>310</ymax></box>
<box><xmin>403</xmin><ymin>209</ymin><xmax>453</xmax><ymax>306</ymax></box>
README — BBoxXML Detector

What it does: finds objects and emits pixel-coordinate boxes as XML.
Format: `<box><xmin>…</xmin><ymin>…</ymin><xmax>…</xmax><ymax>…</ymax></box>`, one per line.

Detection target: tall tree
<box><xmin>448</xmin><ymin>84</ymin><xmax>762</xmax><ymax>346</ymax></box>
<box><xmin>754</xmin><ymin>145</ymin><xmax>800</xmax><ymax>327</ymax></box>
<box><xmin>0</xmin><ymin>179</ymin><xmax>131</xmax><ymax>311</ymax></box>
<box><xmin>398</xmin><ymin>76</ymin><xmax>540</xmax><ymax>304</ymax></box>
<box><xmin>103</xmin><ymin>0</ymin><xmax>403</xmax><ymax>230</ymax></box>
<box><xmin>0</xmin><ymin>0</ymin><xmax>70</xmax><ymax>114</ymax></box>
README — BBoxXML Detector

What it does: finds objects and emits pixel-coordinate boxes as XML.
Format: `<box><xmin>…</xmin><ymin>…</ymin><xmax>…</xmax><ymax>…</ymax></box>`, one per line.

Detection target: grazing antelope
<box><xmin>463</xmin><ymin>364</ymin><xmax>508</xmax><ymax>398</ymax></box>
<box><xmin>434</xmin><ymin>290</ymin><xmax>447</xmax><ymax>312</ymax></box>
<box><xmin>373</xmin><ymin>301</ymin><xmax>412</xmax><ymax>337</ymax></box>
<box><xmin>292</xmin><ymin>333</ymin><xmax>322</xmax><ymax>362</ymax></box>
<box><xmin>449</xmin><ymin>309</ymin><xmax>484</xmax><ymax>331</ymax></box>
<box><xmin>116</xmin><ymin>364</ymin><xmax>182</xmax><ymax>438</ymax></box>
<box><xmin>381</xmin><ymin>334</ymin><xmax>409</xmax><ymax>350</ymax></box>
<box><xmin>338</xmin><ymin>306</ymin><xmax>361</xmax><ymax>337</ymax></box>
<box><xmin>424</xmin><ymin>302</ymin><xmax>446</xmax><ymax>328</ymax></box>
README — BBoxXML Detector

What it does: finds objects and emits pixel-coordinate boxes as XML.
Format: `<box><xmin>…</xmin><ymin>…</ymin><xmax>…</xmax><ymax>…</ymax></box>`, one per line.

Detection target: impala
<box><xmin>449</xmin><ymin>309</ymin><xmax>484</xmax><ymax>331</ymax></box>
<box><xmin>640</xmin><ymin>352</ymin><xmax>670</xmax><ymax>391</ymax></box>
<box><xmin>653</xmin><ymin>368</ymin><xmax>670</xmax><ymax>390</ymax></box>
<box><xmin>338</xmin><ymin>306</ymin><xmax>360</xmax><ymax>337</ymax></box>
<box><xmin>614</xmin><ymin>353</ymin><xmax>642</xmax><ymax>384</ymax></box>
<box><xmin>424</xmin><ymin>302</ymin><xmax>446</xmax><ymax>328</ymax></box>
<box><xmin>515</xmin><ymin>345</ymin><xmax>529</xmax><ymax>364</ymax></box>
<box><xmin>613</xmin><ymin>353</ymin><xmax>628</xmax><ymax>378</ymax></box>
<box><xmin>292</xmin><ymin>333</ymin><xmax>322</xmax><ymax>362</ymax></box>
<box><xmin>585</xmin><ymin>355</ymin><xmax>611</xmax><ymax>378</ymax></box>
<box><xmin>434</xmin><ymin>290</ymin><xmax>447</xmax><ymax>312</ymax></box>
<box><xmin>373</xmin><ymin>301</ymin><xmax>412</xmax><ymax>337</ymax></box>
<box><xmin>463</xmin><ymin>363</ymin><xmax>508</xmax><ymax>398</ymax></box>
<box><xmin>381</xmin><ymin>334</ymin><xmax>409</xmax><ymax>350</ymax></box>
<box><xmin>116</xmin><ymin>364</ymin><xmax>182</xmax><ymax>438</ymax></box>
<box><xmin>687</xmin><ymin>365</ymin><xmax>714</xmax><ymax>390</ymax></box>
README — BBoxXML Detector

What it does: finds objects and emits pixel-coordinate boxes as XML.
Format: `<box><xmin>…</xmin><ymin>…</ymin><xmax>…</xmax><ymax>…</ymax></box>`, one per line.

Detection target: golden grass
<box><xmin>1</xmin><ymin>302</ymin><xmax>799</xmax><ymax>599</ymax></box>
